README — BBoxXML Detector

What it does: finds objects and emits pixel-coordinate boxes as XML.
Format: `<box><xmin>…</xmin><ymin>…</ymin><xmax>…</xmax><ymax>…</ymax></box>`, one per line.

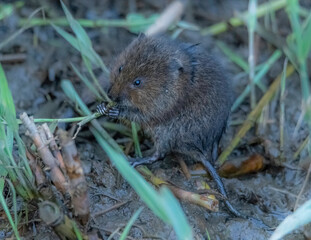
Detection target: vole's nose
<box><xmin>108</xmin><ymin>88</ymin><xmax>121</xmax><ymax>103</ymax></box>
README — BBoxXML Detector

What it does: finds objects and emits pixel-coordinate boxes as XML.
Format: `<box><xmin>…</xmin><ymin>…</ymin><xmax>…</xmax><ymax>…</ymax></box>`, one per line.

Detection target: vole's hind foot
<box><xmin>96</xmin><ymin>103</ymin><xmax>119</xmax><ymax>118</ymax></box>
<box><xmin>128</xmin><ymin>154</ymin><xmax>161</xmax><ymax>168</ymax></box>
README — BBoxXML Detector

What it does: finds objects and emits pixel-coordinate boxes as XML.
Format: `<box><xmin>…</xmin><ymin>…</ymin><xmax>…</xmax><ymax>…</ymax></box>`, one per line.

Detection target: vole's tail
<box><xmin>199</xmin><ymin>156</ymin><xmax>244</xmax><ymax>218</ymax></box>
<box><xmin>199</xmin><ymin>154</ymin><xmax>273</xmax><ymax>230</ymax></box>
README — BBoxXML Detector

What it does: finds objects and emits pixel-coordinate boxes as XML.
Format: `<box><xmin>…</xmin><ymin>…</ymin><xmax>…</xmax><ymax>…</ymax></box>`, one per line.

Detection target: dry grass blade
<box><xmin>145</xmin><ymin>0</ymin><xmax>186</xmax><ymax>36</ymax></box>
<box><xmin>218</xmin><ymin>64</ymin><xmax>295</xmax><ymax>165</ymax></box>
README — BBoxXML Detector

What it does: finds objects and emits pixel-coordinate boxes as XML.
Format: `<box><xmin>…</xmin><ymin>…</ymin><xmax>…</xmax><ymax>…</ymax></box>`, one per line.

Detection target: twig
<box><xmin>177</xmin><ymin>158</ymin><xmax>191</xmax><ymax>180</ymax></box>
<box><xmin>92</xmin><ymin>201</ymin><xmax>129</xmax><ymax>218</ymax></box>
<box><xmin>90</xmin><ymin>190</ymin><xmax>120</xmax><ymax>202</ymax></box>
<box><xmin>72</xmin><ymin>112</ymin><xmax>99</xmax><ymax>139</ymax></box>
<box><xmin>25</xmin><ymin>150</ymin><xmax>46</xmax><ymax>186</ymax></box>
<box><xmin>0</xmin><ymin>53</ymin><xmax>26</xmax><ymax>63</ymax></box>
<box><xmin>137</xmin><ymin>166</ymin><xmax>218</xmax><ymax>212</ymax></box>
<box><xmin>42</xmin><ymin>124</ymin><xmax>66</xmax><ymax>173</ymax></box>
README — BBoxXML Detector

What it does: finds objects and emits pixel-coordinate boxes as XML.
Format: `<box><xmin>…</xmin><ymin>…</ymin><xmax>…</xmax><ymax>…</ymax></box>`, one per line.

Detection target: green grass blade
<box><xmin>159</xmin><ymin>188</ymin><xmax>193</xmax><ymax>240</ymax></box>
<box><xmin>216</xmin><ymin>41</ymin><xmax>268</xmax><ymax>92</ymax></box>
<box><xmin>232</xmin><ymin>50</ymin><xmax>282</xmax><ymax>111</ymax></box>
<box><xmin>286</xmin><ymin>0</ymin><xmax>303</xmax><ymax>58</ymax></box>
<box><xmin>301</xmin><ymin>9</ymin><xmax>311</xmax><ymax>60</ymax></box>
<box><xmin>52</xmin><ymin>22</ymin><xmax>109</xmax><ymax>74</ymax></box>
<box><xmin>5</xmin><ymin>124</ymin><xmax>14</xmax><ymax>154</ymax></box>
<box><xmin>6</xmin><ymin>179</ymin><xmax>18</xmax><ymax>226</ymax></box>
<box><xmin>51</xmin><ymin>24</ymin><xmax>95</xmax><ymax>62</ymax></box>
<box><xmin>0</xmin><ymin>178</ymin><xmax>21</xmax><ymax>240</ymax></box>
<box><xmin>205</xmin><ymin>229</ymin><xmax>211</xmax><ymax>240</ymax></box>
<box><xmin>92</xmin><ymin>129</ymin><xmax>168</xmax><ymax>221</ymax></box>
<box><xmin>131</xmin><ymin>122</ymin><xmax>142</xmax><ymax>157</ymax></box>
<box><xmin>60</xmin><ymin>0</ymin><xmax>92</xmax><ymax>48</ymax></box>
<box><xmin>80</xmin><ymin>54</ymin><xmax>109</xmax><ymax>101</ymax></box>
<box><xmin>0</xmin><ymin>64</ymin><xmax>17</xmax><ymax>127</ymax></box>
<box><xmin>270</xmin><ymin>198</ymin><xmax>311</xmax><ymax>240</ymax></box>
<box><xmin>58</xmin><ymin>1</ymin><xmax>109</xmax><ymax>74</ymax></box>
<box><xmin>15</xmin><ymin>133</ymin><xmax>33</xmax><ymax>180</ymax></box>
<box><xmin>0</xmin><ymin>64</ymin><xmax>33</xmax><ymax>183</ymax></box>
<box><xmin>61</xmin><ymin>80</ymin><xmax>91</xmax><ymax>115</ymax></box>
<box><xmin>70</xmin><ymin>63</ymin><xmax>101</xmax><ymax>100</ymax></box>
<box><xmin>72</xmin><ymin>221</ymin><xmax>83</xmax><ymax>240</ymax></box>
<box><xmin>120</xmin><ymin>207</ymin><xmax>143</xmax><ymax>240</ymax></box>
<box><xmin>216</xmin><ymin>41</ymin><xmax>249</xmax><ymax>71</ymax></box>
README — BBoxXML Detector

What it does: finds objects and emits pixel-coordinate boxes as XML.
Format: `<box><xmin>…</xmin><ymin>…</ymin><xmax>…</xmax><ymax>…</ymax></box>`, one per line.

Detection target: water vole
<box><xmin>98</xmin><ymin>34</ymin><xmax>242</xmax><ymax>218</ymax></box>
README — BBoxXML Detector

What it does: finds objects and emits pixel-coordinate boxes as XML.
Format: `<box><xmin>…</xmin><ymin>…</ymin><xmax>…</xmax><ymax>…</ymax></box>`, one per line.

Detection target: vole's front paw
<box><xmin>97</xmin><ymin>103</ymin><xmax>119</xmax><ymax>119</ymax></box>
<box><xmin>128</xmin><ymin>155</ymin><xmax>160</xmax><ymax>168</ymax></box>
<box><xmin>128</xmin><ymin>156</ymin><xmax>143</xmax><ymax>168</ymax></box>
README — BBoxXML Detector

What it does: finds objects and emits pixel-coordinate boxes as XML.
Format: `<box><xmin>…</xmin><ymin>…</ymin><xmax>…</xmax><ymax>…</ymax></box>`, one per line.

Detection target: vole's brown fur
<box><xmin>98</xmin><ymin>34</ymin><xmax>259</xmax><ymax>220</ymax></box>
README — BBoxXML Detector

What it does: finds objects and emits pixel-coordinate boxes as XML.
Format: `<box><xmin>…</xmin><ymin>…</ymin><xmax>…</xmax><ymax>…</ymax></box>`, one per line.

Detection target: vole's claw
<box><xmin>96</xmin><ymin>103</ymin><xmax>108</xmax><ymax>115</ymax></box>
<box><xmin>107</xmin><ymin>107</ymin><xmax>119</xmax><ymax>119</ymax></box>
<box><xmin>96</xmin><ymin>103</ymin><xmax>119</xmax><ymax>118</ymax></box>
<box><xmin>128</xmin><ymin>157</ymin><xmax>142</xmax><ymax>168</ymax></box>
<box><xmin>128</xmin><ymin>154</ymin><xmax>161</xmax><ymax>168</ymax></box>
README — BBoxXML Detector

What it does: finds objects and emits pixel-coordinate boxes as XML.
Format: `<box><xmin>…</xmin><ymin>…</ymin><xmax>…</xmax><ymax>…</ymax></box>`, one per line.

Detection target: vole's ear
<box><xmin>170</xmin><ymin>58</ymin><xmax>184</xmax><ymax>80</ymax></box>
<box><xmin>171</xmin><ymin>58</ymin><xmax>184</xmax><ymax>73</ymax></box>
<box><xmin>137</xmin><ymin>32</ymin><xmax>146</xmax><ymax>40</ymax></box>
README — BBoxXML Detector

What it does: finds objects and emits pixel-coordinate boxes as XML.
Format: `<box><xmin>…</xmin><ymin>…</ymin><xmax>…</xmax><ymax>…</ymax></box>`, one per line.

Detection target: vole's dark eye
<box><xmin>119</xmin><ymin>65</ymin><xmax>124</xmax><ymax>73</ymax></box>
<box><xmin>133</xmin><ymin>78</ymin><xmax>142</xmax><ymax>86</ymax></box>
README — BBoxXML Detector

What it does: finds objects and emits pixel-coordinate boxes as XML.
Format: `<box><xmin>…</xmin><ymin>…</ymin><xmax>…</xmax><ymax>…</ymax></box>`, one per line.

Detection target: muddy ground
<box><xmin>1</xmin><ymin>0</ymin><xmax>311</xmax><ymax>239</ymax></box>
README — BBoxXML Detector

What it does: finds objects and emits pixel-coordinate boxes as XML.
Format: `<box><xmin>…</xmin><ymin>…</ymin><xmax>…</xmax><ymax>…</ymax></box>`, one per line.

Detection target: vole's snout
<box><xmin>108</xmin><ymin>88</ymin><xmax>123</xmax><ymax>104</ymax></box>
<box><xmin>107</xmin><ymin>87</ymin><xmax>117</xmax><ymax>102</ymax></box>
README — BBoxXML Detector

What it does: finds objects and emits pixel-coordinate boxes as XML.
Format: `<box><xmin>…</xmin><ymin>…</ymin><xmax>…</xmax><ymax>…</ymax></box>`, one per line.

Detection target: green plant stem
<box><xmin>201</xmin><ymin>0</ymin><xmax>287</xmax><ymax>35</ymax></box>
<box><xmin>12</xmin><ymin>116</ymin><xmax>131</xmax><ymax>135</ymax></box>
<box><xmin>19</xmin><ymin>17</ymin><xmax>156</xmax><ymax>28</ymax></box>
